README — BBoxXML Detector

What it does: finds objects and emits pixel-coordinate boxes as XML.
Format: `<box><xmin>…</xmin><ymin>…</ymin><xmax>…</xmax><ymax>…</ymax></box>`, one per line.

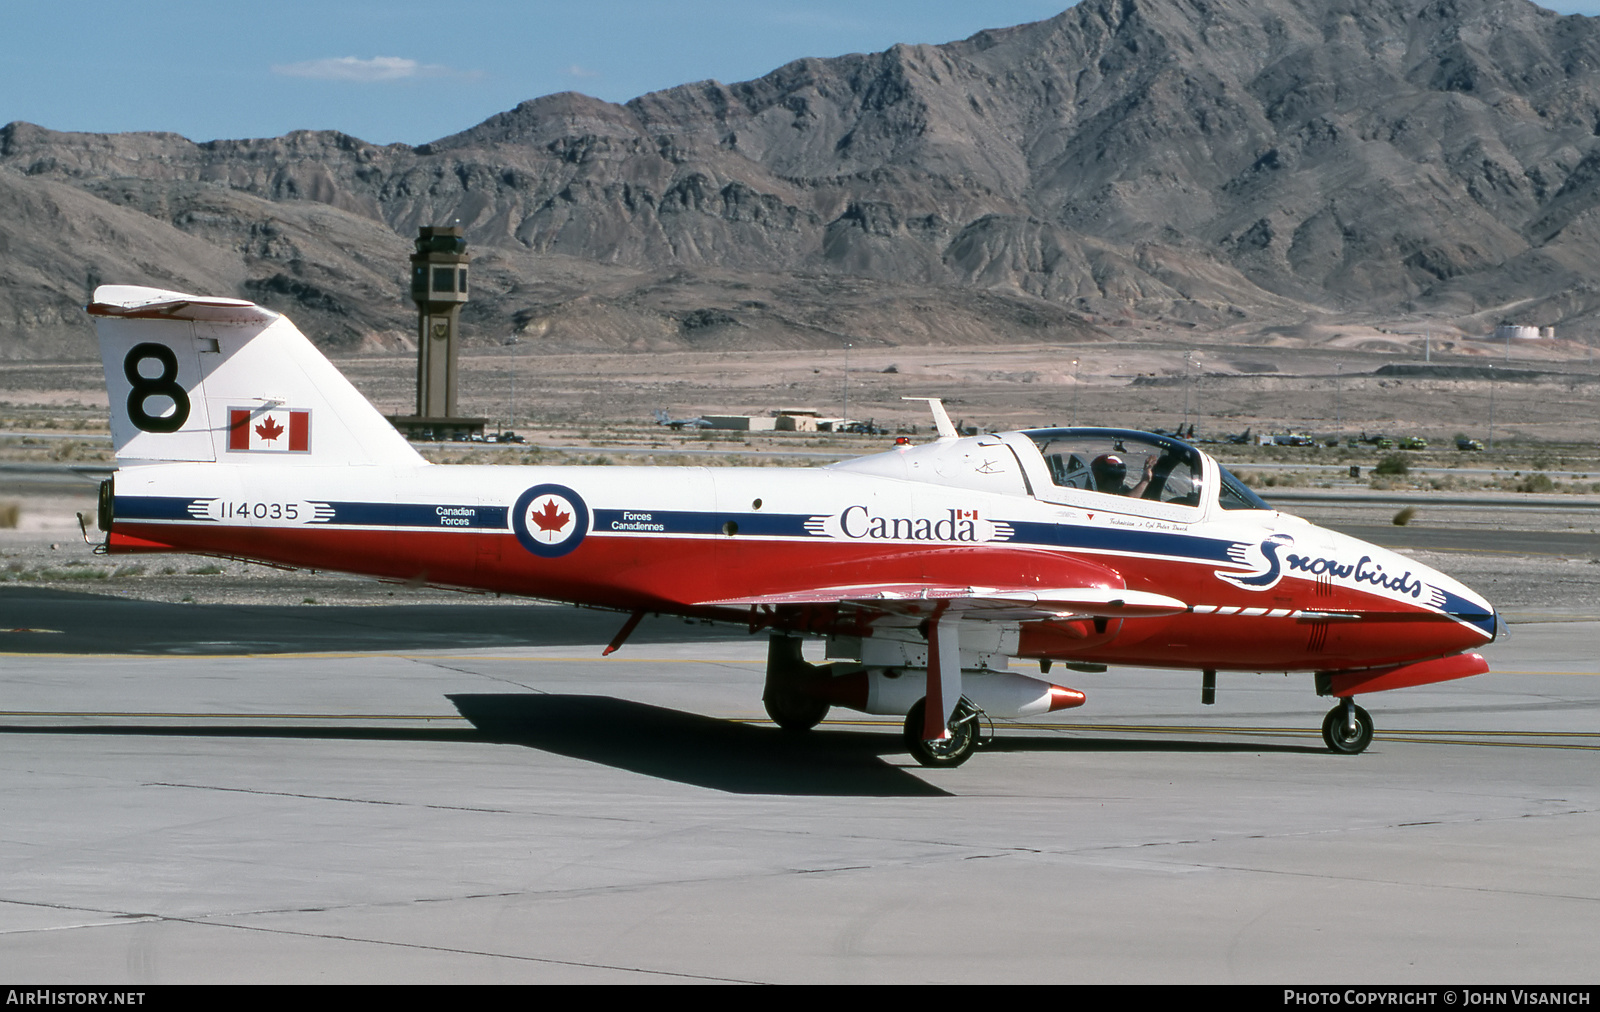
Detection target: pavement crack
<box><xmin>75</xmin><ymin>911</ymin><xmax>772</xmax><ymax>983</ymax></box>
<box><xmin>144</xmin><ymin>781</ymin><xmax>516</xmax><ymax>814</ymax></box>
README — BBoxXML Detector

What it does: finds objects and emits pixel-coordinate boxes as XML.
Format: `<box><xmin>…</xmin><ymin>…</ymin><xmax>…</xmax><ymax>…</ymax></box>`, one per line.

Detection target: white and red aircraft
<box><xmin>88</xmin><ymin>285</ymin><xmax>1501</xmax><ymax>766</ymax></box>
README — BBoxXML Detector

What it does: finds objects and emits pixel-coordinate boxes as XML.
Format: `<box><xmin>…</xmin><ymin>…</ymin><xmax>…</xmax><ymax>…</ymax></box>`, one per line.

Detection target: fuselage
<box><xmin>106</xmin><ymin>427</ymin><xmax>1498</xmax><ymax>674</ymax></box>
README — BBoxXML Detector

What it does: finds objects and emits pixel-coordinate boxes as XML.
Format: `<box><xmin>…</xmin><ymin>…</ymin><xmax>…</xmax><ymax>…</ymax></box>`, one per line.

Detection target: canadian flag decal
<box><xmin>228</xmin><ymin>408</ymin><xmax>311</xmax><ymax>452</ymax></box>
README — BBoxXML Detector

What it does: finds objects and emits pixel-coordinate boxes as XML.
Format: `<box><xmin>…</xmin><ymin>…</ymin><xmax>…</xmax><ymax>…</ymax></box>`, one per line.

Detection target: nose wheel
<box><xmin>1322</xmin><ymin>699</ymin><xmax>1373</xmax><ymax>754</ymax></box>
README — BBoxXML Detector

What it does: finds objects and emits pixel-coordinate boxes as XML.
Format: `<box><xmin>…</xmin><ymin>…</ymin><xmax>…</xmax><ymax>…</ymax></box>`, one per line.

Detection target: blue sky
<box><xmin>6</xmin><ymin>1</ymin><xmax>1598</xmax><ymax>146</ymax></box>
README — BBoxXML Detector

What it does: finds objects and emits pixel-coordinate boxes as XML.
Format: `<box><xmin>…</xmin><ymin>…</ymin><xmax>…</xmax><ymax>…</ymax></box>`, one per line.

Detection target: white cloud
<box><xmin>565</xmin><ymin>64</ymin><xmax>599</xmax><ymax>79</ymax></box>
<box><xmin>272</xmin><ymin>56</ymin><xmax>451</xmax><ymax>82</ymax></box>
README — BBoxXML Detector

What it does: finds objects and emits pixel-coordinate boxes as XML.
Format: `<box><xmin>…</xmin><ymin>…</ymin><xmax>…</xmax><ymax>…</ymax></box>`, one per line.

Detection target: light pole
<box><xmin>1335</xmin><ymin>361</ymin><xmax>1342</xmax><ymax>435</ymax></box>
<box><xmin>1071</xmin><ymin>358</ymin><xmax>1081</xmax><ymax>428</ymax></box>
<box><xmin>843</xmin><ymin>341</ymin><xmax>851</xmax><ymax>428</ymax></box>
<box><xmin>1488</xmin><ymin>364</ymin><xmax>1496</xmax><ymax>452</ymax></box>
<box><xmin>504</xmin><ymin>335</ymin><xmax>519</xmax><ymax>434</ymax></box>
<box><xmin>1182</xmin><ymin>351</ymin><xmax>1193</xmax><ymax>432</ymax></box>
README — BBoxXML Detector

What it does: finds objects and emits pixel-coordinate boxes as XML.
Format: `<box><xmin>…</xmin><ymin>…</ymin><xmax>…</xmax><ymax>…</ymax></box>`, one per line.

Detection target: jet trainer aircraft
<box><xmin>89</xmin><ymin>286</ymin><xmax>1501</xmax><ymax>766</ymax></box>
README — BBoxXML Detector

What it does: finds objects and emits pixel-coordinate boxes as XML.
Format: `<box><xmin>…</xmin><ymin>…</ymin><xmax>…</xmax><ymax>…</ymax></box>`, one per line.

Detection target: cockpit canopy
<box><xmin>1022</xmin><ymin>428</ymin><xmax>1268</xmax><ymax>512</ymax></box>
<box><xmin>832</xmin><ymin>427</ymin><xmax>1271</xmax><ymax>514</ymax></box>
<box><xmin>1030</xmin><ymin>430</ymin><xmax>1202</xmax><ymax>507</ymax></box>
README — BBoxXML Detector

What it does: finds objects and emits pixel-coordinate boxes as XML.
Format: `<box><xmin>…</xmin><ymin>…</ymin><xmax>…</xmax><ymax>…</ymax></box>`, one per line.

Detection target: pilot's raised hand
<box><xmin>1129</xmin><ymin>456</ymin><xmax>1157</xmax><ymax>498</ymax></box>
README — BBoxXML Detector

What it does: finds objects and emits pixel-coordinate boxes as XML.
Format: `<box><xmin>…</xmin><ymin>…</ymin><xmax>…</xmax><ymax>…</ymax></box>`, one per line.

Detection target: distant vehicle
<box><xmin>1224</xmin><ymin>428</ymin><xmax>1252</xmax><ymax>445</ymax></box>
<box><xmin>654</xmin><ymin>409</ymin><xmax>713</xmax><ymax>431</ymax></box>
<box><xmin>1399</xmin><ymin>437</ymin><xmax>1427</xmax><ymax>450</ymax></box>
<box><xmin>1456</xmin><ymin>437</ymin><xmax>1484</xmax><ymax>451</ymax></box>
<box><xmin>1358</xmin><ymin>432</ymin><xmax>1395</xmax><ymax>449</ymax></box>
<box><xmin>840</xmin><ymin>419</ymin><xmax>886</xmax><ymax>436</ymax></box>
<box><xmin>1153</xmin><ymin>423</ymin><xmax>1197</xmax><ymax>440</ymax></box>
<box><xmin>1272</xmin><ymin>433</ymin><xmax>1315</xmax><ymax>447</ymax></box>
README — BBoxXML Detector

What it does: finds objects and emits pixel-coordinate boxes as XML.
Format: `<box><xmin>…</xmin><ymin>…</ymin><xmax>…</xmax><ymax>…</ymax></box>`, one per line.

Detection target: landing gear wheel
<box><xmin>1322</xmin><ymin>701</ymin><xmax>1374</xmax><ymax>755</ymax></box>
<box><xmin>764</xmin><ymin>688</ymin><xmax>830</xmax><ymax>732</ymax></box>
<box><xmin>903</xmin><ymin>698</ymin><xmax>980</xmax><ymax>768</ymax></box>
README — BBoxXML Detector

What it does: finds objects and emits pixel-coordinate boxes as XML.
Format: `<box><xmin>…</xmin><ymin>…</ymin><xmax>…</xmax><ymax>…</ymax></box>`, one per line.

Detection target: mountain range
<box><xmin>5</xmin><ymin>0</ymin><xmax>1600</xmax><ymax>358</ymax></box>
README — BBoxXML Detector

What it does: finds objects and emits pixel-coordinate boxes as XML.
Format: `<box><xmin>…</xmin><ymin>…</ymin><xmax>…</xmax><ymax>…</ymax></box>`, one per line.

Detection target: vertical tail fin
<box><xmin>89</xmin><ymin>286</ymin><xmax>423</xmax><ymax>467</ymax></box>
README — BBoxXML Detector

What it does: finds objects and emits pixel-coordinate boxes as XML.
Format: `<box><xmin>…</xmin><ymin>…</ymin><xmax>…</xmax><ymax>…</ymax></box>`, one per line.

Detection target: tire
<box><xmin>903</xmin><ymin>698</ymin><xmax>979</xmax><ymax>767</ymax></box>
<box><xmin>763</xmin><ymin>688</ymin><xmax>830</xmax><ymax>732</ymax></box>
<box><xmin>1322</xmin><ymin>702</ymin><xmax>1374</xmax><ymax>755</ymax></box>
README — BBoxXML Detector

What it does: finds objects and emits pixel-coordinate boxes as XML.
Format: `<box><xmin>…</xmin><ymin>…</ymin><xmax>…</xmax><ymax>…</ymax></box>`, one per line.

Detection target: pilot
<box><xmin>1091</xmin><ymin>453</ymin><xmax>1156</xmax><ymax>497</ymax></box>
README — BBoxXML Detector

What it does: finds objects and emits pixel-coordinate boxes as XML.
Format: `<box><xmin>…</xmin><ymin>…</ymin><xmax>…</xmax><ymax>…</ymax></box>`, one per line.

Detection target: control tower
<box><xmin>388</xmin><ymin>226</ymin><xmax>486</xmax><ymax>441</ymax></box>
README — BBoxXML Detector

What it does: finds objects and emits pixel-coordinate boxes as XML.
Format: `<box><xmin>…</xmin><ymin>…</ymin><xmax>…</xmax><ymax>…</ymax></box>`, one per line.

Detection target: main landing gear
<box><xmin>1321</xmin><ymin>698</ymin><xmax>1373</xmax><ymax>755</ymax></box>
<box><xmin>765</xmin><ymin>685</ymin><xmax>830</xmax><ymax>732</ymax></box>
<box><xmin>763</xmin><ymin>635</ymin><xmax>831</xmax><ymax>732</ymax></box>
<box><xmin>903</xmin><ymin>697</ymin><xmax>984</xmax><ymax>768</ymax></box>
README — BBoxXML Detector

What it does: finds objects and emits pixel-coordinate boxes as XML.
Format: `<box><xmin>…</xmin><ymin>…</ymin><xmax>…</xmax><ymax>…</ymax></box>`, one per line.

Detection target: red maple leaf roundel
<box><xmin>255</xmin><ymin>415</ymin><xmax>284</xmax><ymax>443</ymax></box>
<box><xmin>531</xmin><ymin>497</ymin><xmax>571</xmax><ymax>533</ymax></box>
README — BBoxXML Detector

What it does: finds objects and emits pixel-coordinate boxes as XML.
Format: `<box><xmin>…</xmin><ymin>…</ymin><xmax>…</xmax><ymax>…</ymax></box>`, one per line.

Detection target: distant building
<box><xmin>774</xmin><ymin>408</ymin><xmax>821</xmax><ymax>432</ymax></box>
<box><xmin>703</xmin><ymin>415</ymin><xmax>778</xmax><ymax>431</ymax></box>
<box><xmin>1493</xmin><ymin>324</ymin><xmax>1547</xmax><ymax>341</ymax></box>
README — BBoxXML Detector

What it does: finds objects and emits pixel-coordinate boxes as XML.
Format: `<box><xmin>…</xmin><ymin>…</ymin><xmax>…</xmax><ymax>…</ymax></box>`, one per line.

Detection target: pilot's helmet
<box><xmin>1091</xmin><ymin>453</ymin><xmax>1126</xmax><ymax>490</ymax></box>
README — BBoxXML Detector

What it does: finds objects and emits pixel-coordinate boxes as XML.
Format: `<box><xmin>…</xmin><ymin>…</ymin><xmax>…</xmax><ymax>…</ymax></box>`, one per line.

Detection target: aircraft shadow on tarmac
<box><xmin>444</xmin><ymin>694</ymin><xmax>1326</xmax><ymax>787</ymax></box>
<box><xmin>447</xmin><ymin>693</ymin><xmax>950</xmax><ymax>797</ymax></box>
<box><xmin>0</xmin><ymin>699</ymin><xmax>1322</xmax><ymax>797</ymax></box>
<box><xmin>0</xmin><ymin>707</ymin><xmax>946</xmax><ymax>797</ymax></box>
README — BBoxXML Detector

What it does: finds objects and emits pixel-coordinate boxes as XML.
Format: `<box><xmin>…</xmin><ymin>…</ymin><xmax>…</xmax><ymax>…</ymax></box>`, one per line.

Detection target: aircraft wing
<box><xmin>700</xmin><ymin>582</ymin><xmax>1186</xmax><ymax>743</ymax></box>
<box><xmin>698</xmin><ymin>584</ymin><xmax>1188</xmax><ymax>621</ymax></box>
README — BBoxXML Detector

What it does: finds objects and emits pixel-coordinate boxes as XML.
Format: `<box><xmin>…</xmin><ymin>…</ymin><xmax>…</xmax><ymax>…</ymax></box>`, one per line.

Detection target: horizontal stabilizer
<box><xmin>87</xmin><ymin>287</ymin><xmax>277</xmax><ymax>324</ymax></box>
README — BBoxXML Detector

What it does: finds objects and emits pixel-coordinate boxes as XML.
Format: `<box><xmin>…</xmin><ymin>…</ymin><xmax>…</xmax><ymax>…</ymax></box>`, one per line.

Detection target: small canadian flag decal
<box><xmin>229</xmin><ymin>408</ymin><xmax>310</xmax><ymax>452</ymax></box>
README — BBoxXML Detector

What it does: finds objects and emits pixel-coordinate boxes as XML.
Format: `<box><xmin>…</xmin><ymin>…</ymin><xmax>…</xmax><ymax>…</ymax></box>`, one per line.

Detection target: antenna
<box><xmin>902</xmin><ymin>397</ymin><xmax>959</xmax><ymax>440</ymax></box>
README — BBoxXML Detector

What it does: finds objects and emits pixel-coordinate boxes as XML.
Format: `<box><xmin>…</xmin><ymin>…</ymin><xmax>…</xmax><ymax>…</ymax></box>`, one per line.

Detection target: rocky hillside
<box><xmin>6</xmin><ymin>0</ymin><xmax>1600</xmax><ymax>357</ymax></box>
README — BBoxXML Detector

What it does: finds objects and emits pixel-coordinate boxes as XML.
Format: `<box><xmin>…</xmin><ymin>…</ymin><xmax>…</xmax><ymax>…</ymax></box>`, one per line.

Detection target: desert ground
<box><xmin>4</xmin><ymin>327</ymin><xmax>1599</xmax><ymax>616</ymax></box>
<box><xmin>5</xmin><ymin>320</ymin><xmax>1600</xmax><ymax>441</ymax></box>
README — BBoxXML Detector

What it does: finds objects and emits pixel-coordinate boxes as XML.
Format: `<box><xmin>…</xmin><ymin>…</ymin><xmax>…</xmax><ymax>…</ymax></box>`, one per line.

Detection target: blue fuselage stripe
<box><xmin>115</xmin><ymin>496</ymin><xmax>507</xmax><ymax>530</ymax></box>
<box><xmin>116</xmin><ymin>496</ymin><xmax>1236</xmax><ymax>561</ymax></box>
<box><xmin>115</xmin><ymin>496</ymin><xmax>199</xmax><ymax>521</ymax></box>
<box><xmin>1003</xmin><ymin>519</ymin><xmax>1239</xmax><ymax>563</ymax></box>
<box><xmin>592</xmin><ymin>509</ymin><xmax>812</xmax><ymax>537</ymax></box>
<box><xmin>324</xmin><ymin>502</ymin><xmax>508</xmax><ymax>529</ymax></box>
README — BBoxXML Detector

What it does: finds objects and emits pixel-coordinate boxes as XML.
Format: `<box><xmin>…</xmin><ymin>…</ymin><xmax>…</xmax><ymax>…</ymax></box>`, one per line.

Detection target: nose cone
<box><xmin>1323</xmin><ymin>529</ymin><xmax>1499</xmax><ymax>649</ymax></box>
<box><xmin>1431</xmin><ymin>574</ymin><xmax>1499</xmax><ymax>645</ymax></box>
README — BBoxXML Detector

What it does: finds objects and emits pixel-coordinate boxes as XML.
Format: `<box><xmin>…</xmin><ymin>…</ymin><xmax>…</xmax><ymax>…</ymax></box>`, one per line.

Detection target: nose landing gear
<box><xmin>1321</xmin><ymin>698</ymin><xmax>1373</xmax><ymax>754</ymax></box>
